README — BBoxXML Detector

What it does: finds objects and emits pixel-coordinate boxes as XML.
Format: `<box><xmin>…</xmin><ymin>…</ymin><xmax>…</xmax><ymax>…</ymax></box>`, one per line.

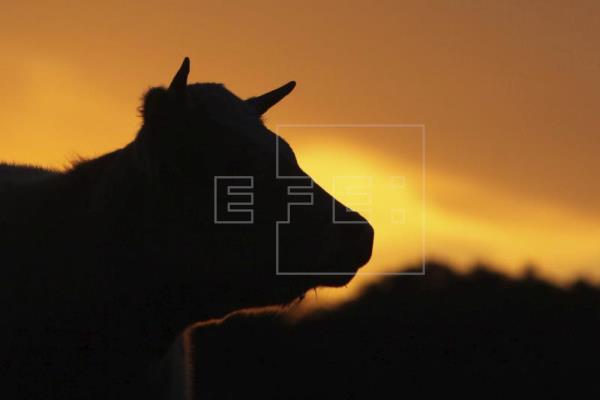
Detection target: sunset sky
<box><xmin>1</xmin><ymin>1</ymin><xmax>599</xmax><ymax>306</ymax></box>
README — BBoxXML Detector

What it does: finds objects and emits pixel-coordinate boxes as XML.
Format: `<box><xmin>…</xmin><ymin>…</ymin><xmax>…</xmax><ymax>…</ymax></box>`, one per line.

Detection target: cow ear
<box><xmin>168</xmin><ymin>57</ymin><xmax>190</xmax><ymax>97</ymax></box>
<box><xmin>142</xmin><ymin>87</ymin><xmax>170</xmax><ymax>125</ymax></box>
<box><xmin>246</xmin><ymin>81</ymin><xmax>296</xmax><ymax>115</ymax></box>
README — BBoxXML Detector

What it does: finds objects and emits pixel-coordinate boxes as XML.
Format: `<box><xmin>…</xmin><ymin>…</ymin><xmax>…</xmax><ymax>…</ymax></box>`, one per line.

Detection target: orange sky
<box><xmin>1</xmin><ymin>1</ymin><xmax>599</xmax><ymax>306</ymax></box>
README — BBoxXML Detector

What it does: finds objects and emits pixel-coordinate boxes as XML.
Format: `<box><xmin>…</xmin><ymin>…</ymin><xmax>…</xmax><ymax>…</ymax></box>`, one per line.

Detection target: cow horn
<box><xmin>247</xmin><ymin>81</ymin><xmax>296</xmax><ymax>115</ymax></box>
<box><xmin>169</xmin><ymin>57</ymin><xmax>190</xmax><ymax>94</ymax></box>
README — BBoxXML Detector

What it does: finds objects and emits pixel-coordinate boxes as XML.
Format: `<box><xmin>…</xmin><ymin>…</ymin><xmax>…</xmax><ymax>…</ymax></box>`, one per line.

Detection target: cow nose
<box><xmin>330</xmin><ymin>198</ymin><xmax>375</xmax><ymax>269</ymax></box>
<box><xmin>338</xmin><ymin>222</ymin><xmax>374</xmax><ymax>271</ymax></box>
<box><xmin>355</xmin><ymin>223</ymin><xmax>374</xmax><ymax>267</ymax></box>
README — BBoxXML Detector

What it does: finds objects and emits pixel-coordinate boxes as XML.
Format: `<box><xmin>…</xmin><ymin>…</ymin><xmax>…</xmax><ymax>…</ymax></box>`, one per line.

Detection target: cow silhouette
<box><xmin>0</xmin><ymin>58</ymin><xmax>374</xmax><ymax>400</ymax></box>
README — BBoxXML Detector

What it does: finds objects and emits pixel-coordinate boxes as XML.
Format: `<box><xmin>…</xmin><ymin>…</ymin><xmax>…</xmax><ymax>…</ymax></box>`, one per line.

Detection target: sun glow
<box><xmin>287</xmin><ymin>138</ymin><xmax>600</xmax><ymax>314</ymax></box>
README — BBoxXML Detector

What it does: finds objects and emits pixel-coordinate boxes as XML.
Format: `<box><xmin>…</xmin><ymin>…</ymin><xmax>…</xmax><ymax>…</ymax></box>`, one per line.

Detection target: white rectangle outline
<box><xmin>274</xmin><ymin>124</ymin><xmax>426</xmax><ymax>276</ymax></box>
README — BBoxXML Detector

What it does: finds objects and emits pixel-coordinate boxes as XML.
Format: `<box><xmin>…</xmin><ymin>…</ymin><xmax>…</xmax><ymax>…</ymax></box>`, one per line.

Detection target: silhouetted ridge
<box><xmin>0</xmin><ymin>162</ymin><xmax>58</xmax><ymax>183</ymax></box>
<box><xmin>190</xmin><ymin>262</ymin><xmax>600</xmax><ymax>398</ymax></box>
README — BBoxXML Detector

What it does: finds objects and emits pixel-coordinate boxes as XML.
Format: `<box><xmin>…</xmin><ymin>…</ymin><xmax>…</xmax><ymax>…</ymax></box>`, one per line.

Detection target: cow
<box><xmin>0</xmin><ymin>58</ymin><xmax>374</xmax><ymax>400</ymax></box>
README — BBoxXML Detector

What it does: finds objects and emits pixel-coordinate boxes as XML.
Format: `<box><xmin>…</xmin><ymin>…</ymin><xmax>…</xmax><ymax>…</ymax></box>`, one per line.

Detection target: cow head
<box><xmin>131</xmin><ymin>58</ymin><xmax>373</xmax><ymax>320</ymax></box>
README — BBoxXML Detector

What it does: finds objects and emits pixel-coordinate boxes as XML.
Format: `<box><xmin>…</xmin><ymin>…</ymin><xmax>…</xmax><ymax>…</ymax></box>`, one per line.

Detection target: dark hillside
<box><xmin>191</xmin><ymin>263</ymin><xmax>600</xmax><ymax>398</ymax></box>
